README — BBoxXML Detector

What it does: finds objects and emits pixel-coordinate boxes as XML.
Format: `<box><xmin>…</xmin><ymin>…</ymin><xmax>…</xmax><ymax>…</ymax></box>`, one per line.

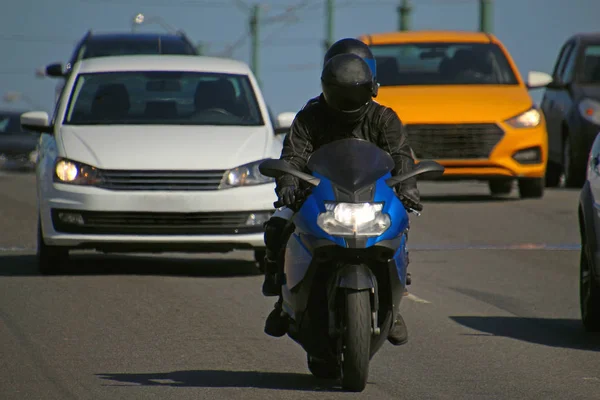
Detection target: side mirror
<box><xmin>274</xmin><ymin>111</ymin><xmax>296</xmax><ymax>135</ymax></box>
<box><xmin>259</xmin><ymin>159</ymin><xmax>321</xmax><ymax>186</ymax></box>
<box><xmin>526</xmin><ymin>71</ymin><xmax>553</xmax><ymax>90</ymax></box>
<box><xmin>45</xmin><ymin>63</ymin><xmax>65</xmax><ymax>78</ymax></box>
<box><xmin>21</xmin><ymin>111</ymin><xmax>53</xmax><ymax>134</ymax></box>
<box><xmin>385</xmin><ymin>160</ymin><xmax>445</xmax><ymax>187</ymax></box>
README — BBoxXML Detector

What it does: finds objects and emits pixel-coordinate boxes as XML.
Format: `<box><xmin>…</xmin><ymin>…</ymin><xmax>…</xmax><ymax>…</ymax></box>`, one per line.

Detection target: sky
<box><xmin>1</xmin><ymin>0</ymin><xmax>599</xmax><ymax>118</ymax></box>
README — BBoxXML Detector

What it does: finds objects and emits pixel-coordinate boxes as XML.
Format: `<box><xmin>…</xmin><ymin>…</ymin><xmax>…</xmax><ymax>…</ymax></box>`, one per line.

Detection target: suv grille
<box><xmin>98</xmin><ymin>170</ymin><xmax>226</xmax><ymax>191</ymax></box>
<box><xmin>405</xmin><ymin>123</ymin><xmax>505</xmax><ymax>160</ymax></box>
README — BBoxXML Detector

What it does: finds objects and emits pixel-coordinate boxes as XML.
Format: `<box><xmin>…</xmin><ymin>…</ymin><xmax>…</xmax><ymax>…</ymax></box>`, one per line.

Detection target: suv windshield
<box><xmin>80</xmin><ymin>39</ymin><xmax>196</xmax><ymax>59</ymax></box>
<box><xmin>370</xmin><ymin>42</ymin><xmax>519</xmax><ymax>86</ymax></box>
<box><xmin>579</xmin><ymin>44</ymin><xmax>600</xmax><ymax>84</ymax></box>
<box><xmin>0</xmin><ymin>114</ymin><xmax>26</xmax><ymax>134</ymax></box>
<box><xmin>64</xmin><ymin>71</ymin><xmax>264</xmax><ymax>126</ymax></box>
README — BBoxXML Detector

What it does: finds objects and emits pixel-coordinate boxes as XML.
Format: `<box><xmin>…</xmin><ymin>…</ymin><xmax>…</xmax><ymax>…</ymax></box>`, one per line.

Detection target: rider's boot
<box><xmin>261</xmin><ymin>252</ymin><xmax>282</xmax><ymax>297</ymax></box>
<box><xmin>388</xmin><ymin>313</ymin><xmax>408</xmax><ymax>346</ymax></box>
<box><xmin>264</xmin><ymin>297</ymin><xmax>288</xmax><ymax>337</ymax></box>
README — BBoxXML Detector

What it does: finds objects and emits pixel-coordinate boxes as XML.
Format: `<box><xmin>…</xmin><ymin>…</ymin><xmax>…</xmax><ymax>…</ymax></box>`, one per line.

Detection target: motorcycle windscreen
<box><xmin>306</xmin><ymin>138</ymin><xmax>395</xmax><ymax>192</ymax></box>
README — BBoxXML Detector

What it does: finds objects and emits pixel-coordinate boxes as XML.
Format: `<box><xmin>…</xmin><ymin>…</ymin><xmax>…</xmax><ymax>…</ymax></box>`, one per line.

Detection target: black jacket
<box><xmin>276</xmin><ymin>94</ymin><xmax>419</xmax><ymax>199</ymax></box>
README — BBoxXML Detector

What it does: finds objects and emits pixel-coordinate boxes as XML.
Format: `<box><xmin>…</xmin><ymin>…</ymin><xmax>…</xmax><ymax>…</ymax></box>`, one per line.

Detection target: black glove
<box><xmin>398</xmin><ymin>186</ymin><xmax>423</xmax><ymax>212</ymax></box>
<box><xmin>277</xmin><ymin>185</ymin><xmax>297</xmax><ymax>207</ymax></box>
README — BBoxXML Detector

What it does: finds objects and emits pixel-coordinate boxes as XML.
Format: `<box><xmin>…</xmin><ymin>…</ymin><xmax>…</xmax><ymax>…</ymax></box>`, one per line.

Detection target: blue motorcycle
<box><xmin>259</xmin><ymin>138</ymin><xmax>444</xmax><ymax>392</ymax></box>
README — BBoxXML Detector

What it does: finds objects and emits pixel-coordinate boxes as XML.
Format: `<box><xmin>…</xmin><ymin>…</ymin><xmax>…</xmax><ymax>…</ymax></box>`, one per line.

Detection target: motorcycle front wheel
<box><xmin>340</xmin><ymin>289</ymin><xmax>371</xmax><ymax>392</ymax></box>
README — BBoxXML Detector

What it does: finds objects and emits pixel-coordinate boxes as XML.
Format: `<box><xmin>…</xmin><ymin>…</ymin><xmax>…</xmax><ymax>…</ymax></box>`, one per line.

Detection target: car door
<box><xmin>542</xmin><ymin>40</ymin><xmax>575</xmax><ymax>162</ymax></box>
<box><xmin>555</xmin><ymin>41</ymin><xmax>579</xmax><ymax>135</ymax></box>
<box><xmin>588</xmin><ymin>134</ymin><xmax>600</xmax><ymax>222</ymax></box>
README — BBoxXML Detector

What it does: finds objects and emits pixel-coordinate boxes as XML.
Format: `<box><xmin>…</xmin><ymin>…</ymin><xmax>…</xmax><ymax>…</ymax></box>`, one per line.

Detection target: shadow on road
<box><xmin>0</xmin><ymin>253</ymin><xmax>261</xmax><ymax>278</ymax></box>
<box><xmin>96</xmin><ymin>369</ymin><xmax>343</xmax><ymax>392</ymax></box>
<box><xmin>450</xmin><ymin>316</ymin><xmax>600</xmax><ymax>352</ymax></box>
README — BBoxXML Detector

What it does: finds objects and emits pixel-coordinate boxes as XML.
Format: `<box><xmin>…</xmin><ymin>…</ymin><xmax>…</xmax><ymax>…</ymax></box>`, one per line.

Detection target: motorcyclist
<box><xmin>262</xmin><ymin>38</ymin><xmax>422</xmax><ymax>346</ymax></box>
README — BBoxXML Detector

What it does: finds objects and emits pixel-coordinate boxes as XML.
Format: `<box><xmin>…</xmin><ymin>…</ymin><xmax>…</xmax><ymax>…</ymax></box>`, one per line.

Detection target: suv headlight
<box><xmin>505</xmin><ymin>107</ymin><xmax>541</xmax><ymax>128</ymax></box>
<box><xmin>53</xmin><ymin>158</ymin><xmax>103</xmax><ymax>185</ymax></box>
<box><xmin>578</xmin><ymin>98</ymin><xmax>600</xmax><ymax>125</ymax></box>
<box><xmin>317</xmin><ymin>202</ymin><xmax>391</xmax><ymax>237</ymax></box>
<box><xmin>219</xmin><ymin>159</ymin><xmax>275</xmax><ymax>189</ymax></box>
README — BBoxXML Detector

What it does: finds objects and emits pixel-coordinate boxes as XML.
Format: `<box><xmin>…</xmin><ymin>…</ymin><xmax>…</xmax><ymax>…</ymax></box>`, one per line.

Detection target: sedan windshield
<box><xmin>370</xmin><ymin>42</ymin><xmax>519</xmax><ymax>86</ymax></box>
<box><xmin>63</xmin><ymin>71</ymin><xmax>265</xmax><ymax>126</ymax></box>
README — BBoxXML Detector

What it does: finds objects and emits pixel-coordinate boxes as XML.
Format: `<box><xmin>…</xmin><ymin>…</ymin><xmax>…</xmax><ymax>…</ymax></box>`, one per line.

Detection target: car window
<box><xmin>579</xmin><ymin>44</ymin><xmax>600</xmax><ymax>84</ymax></box>
<box><xmin>63</xmin><ymin>71</ymin><xmax>264</xmax><ymax>126</ymax></box>
<box><xmin>369</xmin><ymin>42</ymin><xmax>519</xmax><ymax>86</ymax></box>
<box><xmin>552</xmin><ymin>42</ymin><xmax>573</xmax><ymax>79</ymax></box>
<box><xmin>0</xmin><ymin>115</ymin><xmax>24</xmax><ymax>133</ymax></box>
<box><xmin>560</xmin><ymin>44</ymin><xmax>578</xmax><ymax>83</ymax></box>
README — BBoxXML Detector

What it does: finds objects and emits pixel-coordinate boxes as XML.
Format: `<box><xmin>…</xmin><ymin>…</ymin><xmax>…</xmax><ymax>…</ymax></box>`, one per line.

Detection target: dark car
<box><xmin>44</xmin><ymin>31</ymin><xmax>199</xmax><ymax>79</ymax></box>
<box><xmin>541</xmin><ymin>33</ymin><xmax>600</xmax><ymax>188</ymax></box>
<box><xmin>0</xmin><ymin>110</ymin><xmax>40</xmax><ymax>169</ymax></box>
<box><xmin>578</xmin><ymin>132</ymin><xmax>600</xmax><ymax>331</ymax></box>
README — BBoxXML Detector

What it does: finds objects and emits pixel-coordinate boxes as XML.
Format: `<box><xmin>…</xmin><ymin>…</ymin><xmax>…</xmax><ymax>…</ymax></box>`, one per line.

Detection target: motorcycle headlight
<box><xmin>578</xmin><ymin>98</ymin><xmax>600</xmax><ymax>125</ymax></box>
<box><xmin>504</xmin><ymin>107</ymin><xmax>542</xmax><ymax>128</ymax></box>
<box><xmin>53</xmin><ymin>158</ymin><xmax>103</xmax><ymax>185</ymax></box>
<box><xmin>219</xmin><ymin>159</ymin><xmax>275</xmax><ymax>189</ymax></box>
<box><xmin>317</xmin><ymin>202</ymin><xmax>390</xmax><ymax>237</ymax></box>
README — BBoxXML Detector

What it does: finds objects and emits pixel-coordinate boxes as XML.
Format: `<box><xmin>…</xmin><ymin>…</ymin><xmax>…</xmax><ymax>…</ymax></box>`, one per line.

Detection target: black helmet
<box><xmin>324</xmin><ymin>38</ymin><xmax>378</xmax><ymax>97</ymax></box>
<box><xmin>321</xmin><ymin>53</ymin><xmax>374</xmax><ymax>123</ymax></box>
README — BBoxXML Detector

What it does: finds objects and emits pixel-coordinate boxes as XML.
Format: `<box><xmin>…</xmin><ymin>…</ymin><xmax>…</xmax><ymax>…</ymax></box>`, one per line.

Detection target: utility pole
<box><xmin>479</xmin><ymin>0</ymin><xmax>493</xmax><ymax>33</ymax></box>
<box><xmin>323</xmin><ymin>0</ymin><xmax>334</xmax><ymax>54</ymax></box>
<box><xmin>249</xmin><ymin>4</ymin><xmax>260</xmax><ymax>83</ymax></box>
<box><xmin>397</xmin><ymin>0</ymin><xmax>412</xmax><ymax>31</ymax></box>
<box><xmin>196</xmin><ymin>42</ymin><xmax>204</xmax><ymax>56</ymax></box>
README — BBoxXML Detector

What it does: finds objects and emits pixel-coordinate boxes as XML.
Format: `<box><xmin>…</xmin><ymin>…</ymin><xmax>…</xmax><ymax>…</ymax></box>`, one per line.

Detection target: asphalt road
<box><xmin>1</xmin><ymin>170</ymin><xmax>599</xmax><ymax>400</ymax></box>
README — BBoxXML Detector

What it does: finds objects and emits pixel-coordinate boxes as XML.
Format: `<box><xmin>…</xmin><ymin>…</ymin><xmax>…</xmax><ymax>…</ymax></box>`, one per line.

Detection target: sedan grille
<box><xmin>51</xmin><ymin>210</ymin><xmax>272</xmax><ymax>235</ymax></box>
<box><xmin>98</xmin><ymin>170</ymin><xmax>226</xmax><ymax>191</ymax></box>
<box><xmin>405</xmin><ymin>123</ymin><xmax>505</xmax><ymax>160</ymax></box>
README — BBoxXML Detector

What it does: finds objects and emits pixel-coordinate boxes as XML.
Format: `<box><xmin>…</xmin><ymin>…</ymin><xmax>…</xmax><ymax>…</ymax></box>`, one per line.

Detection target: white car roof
<box><xmin>75</xmin><ymin>55</ymin><xmax>253</xmax><ymax>75</ymax></box>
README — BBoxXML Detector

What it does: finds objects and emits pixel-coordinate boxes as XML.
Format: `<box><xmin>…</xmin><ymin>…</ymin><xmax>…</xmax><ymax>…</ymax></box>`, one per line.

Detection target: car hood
<box><xmin>376</xmin><ymin>85</ymin><xmax>534</xmax><ymax>124</ymax></box>
<box><xmin>58</xmin><ymin>125</ymin><xmax>269</xmax><ymax>170</ymax></box>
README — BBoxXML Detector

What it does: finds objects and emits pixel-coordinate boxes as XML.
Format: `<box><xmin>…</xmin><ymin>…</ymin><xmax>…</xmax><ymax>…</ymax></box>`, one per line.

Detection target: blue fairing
<box><xmin>292</xmin><ymin>170</ymin><xmax>409</xmax><ymax>249</ymax></box>
<box><xmin>293</xmin><ymin>172</ymin><xmax>346</xmax><ymax>248</ymax></box>
<box><xmin>366</xmin><ymin>173</ymin><xmax>410</xmax><ymax>247</ymax></box>
<box><xmin>392</xmin><ymin>233</ymin><xmax>408</xmax><ymax>287</ymax></box>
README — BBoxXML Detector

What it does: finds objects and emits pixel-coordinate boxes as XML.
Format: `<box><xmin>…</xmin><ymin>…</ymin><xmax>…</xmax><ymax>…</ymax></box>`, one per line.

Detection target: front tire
<box><xmin>37</xmin><ymin>218</ymin><xmax>69</xmax><ymax>275</ymax></box>
<box><xmin>563</xmin><ymin>135</ymin><xmax>586</xmax><ymax>188</ymax></box>
<box><xmin>580</xmin><ymin>239</ymin><xmax>600</xmax><ymax>332</ymax></box>
<box><xmin>545</xmin><ymin>161</ymin><xmax>562</xmax><ymax>187</ymax></box>
<box><xmin>340</xmin><ymin>289</ymin><xmax>371</xmax><ymax>392</ymax></box>
<box><xmin>518</xmin><ymin>178</ymin><xmax>544</xmax><ymax>199</ymax></box>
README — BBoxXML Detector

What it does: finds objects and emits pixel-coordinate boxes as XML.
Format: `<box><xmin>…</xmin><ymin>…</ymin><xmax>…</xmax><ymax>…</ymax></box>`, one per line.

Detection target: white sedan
<box><xmin>21</xmin><ymin>54</ymin><xmax>293</xmax><ymax>274</ymax></box>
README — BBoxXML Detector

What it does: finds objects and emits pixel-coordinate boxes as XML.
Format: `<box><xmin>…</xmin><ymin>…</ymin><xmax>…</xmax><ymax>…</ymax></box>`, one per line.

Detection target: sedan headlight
<box><xmin>505</xmin><ymin>107</ymin><xmax>542</xmax><ymax>128</ymax></box>
<box><xmin>578</xmin><ymin>98</ymin><xmax>600</xmax><ymax>125</ymax></box>
<box><xmin>53</xmin><ymin>158</ymin><xmax>103</xmax><ymax>185</ymax></box>
<box><xmin>317</xmin><ymin>202</ymin><xmax>390</xmax><ymax>237</ymax></box>
<box><xmin>219</xmin><ymin>159</ymin><xmax>275</xmax><ymax>189</ymax></box>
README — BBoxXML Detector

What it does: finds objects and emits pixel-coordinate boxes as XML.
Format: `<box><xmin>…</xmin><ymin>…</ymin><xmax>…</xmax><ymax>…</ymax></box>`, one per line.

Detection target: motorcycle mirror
<box><xmin>385</xmin><ymin>160</ymin><xmax>445</xmax><ymax>187</ymax></box>
<box><xmin>259</xmin><ymin>159</ymin><xmax>321</xmax><ymax>187</ymax></box>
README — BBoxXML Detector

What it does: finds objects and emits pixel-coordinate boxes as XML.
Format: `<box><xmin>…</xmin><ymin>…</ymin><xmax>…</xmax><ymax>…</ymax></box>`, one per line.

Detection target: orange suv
<box><xmin>359</xmin><ymin>31</ymin><xmax>552</xmax><ymax>198</ymax></box>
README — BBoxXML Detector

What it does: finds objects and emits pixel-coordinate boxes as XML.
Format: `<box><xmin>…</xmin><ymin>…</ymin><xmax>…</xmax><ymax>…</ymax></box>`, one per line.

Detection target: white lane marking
<box><xmin>0</xmin><ymin>247</ymin><xmax>34</xmax><ymax>252</ymax></box>
<box><xmin>406</xmin><ymin>293</ymin><xmax>431</xmax><ymax>304</ymax></box>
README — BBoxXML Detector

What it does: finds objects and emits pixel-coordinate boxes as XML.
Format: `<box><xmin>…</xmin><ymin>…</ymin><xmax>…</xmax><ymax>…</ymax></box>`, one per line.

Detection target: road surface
<box><xmin>1</xmin><ymin>171</ymin><xmax>598</xmax><ymax>400</ymax></box>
